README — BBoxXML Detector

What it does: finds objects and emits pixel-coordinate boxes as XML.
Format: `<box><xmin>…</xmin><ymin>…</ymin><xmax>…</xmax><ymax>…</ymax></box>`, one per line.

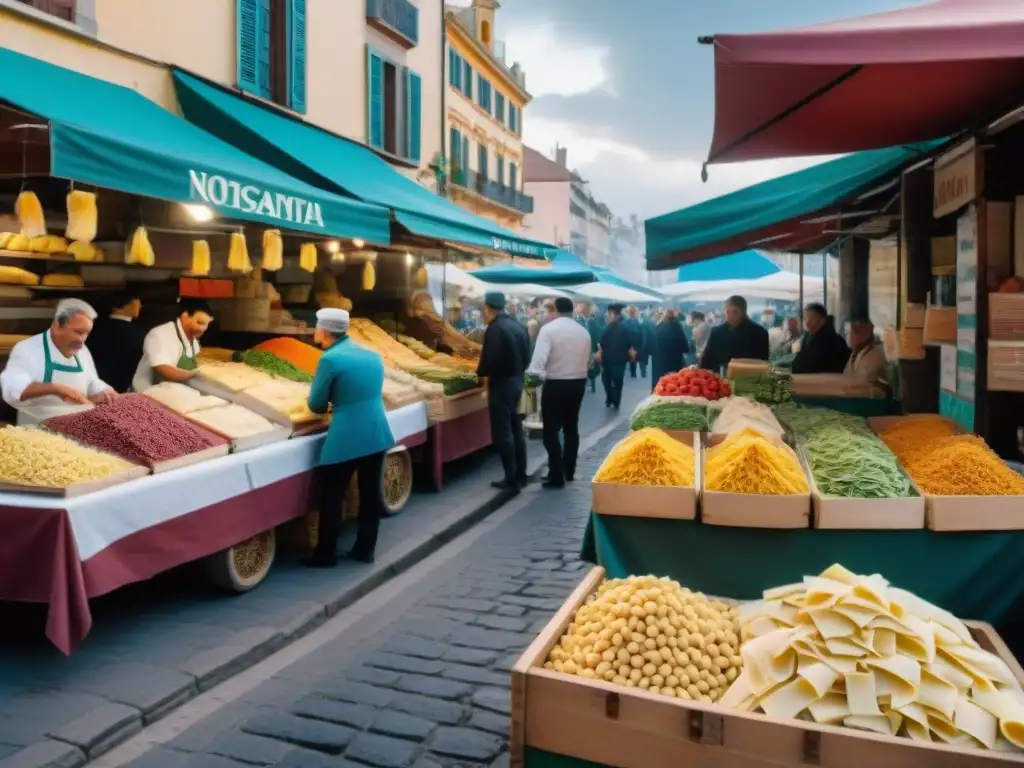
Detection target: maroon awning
<box><xmin>707</xmin><ymin>0</ymin><xmax>1024</xmax><ymax>164</ymax></box>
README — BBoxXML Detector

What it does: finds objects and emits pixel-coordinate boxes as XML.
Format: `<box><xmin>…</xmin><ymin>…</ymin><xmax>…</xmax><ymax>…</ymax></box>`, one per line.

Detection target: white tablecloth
<box><xmin>0</xmin><ymin>401</ymin><xmax>429</xmax><ymax>560</ymax></box>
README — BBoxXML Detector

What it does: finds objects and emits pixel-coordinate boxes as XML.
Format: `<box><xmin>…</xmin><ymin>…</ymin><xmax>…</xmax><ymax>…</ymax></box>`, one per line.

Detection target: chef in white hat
<box><xmin>302</xmin><ymin>308</ymin><xmax>394</xmax><ymax>568</ymax></box>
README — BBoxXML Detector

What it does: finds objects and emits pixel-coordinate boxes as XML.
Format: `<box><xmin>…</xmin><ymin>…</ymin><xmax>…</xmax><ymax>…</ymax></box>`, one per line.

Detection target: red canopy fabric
<box><xmin>708</xmin><ymin>0</ymin><xmax>1024</xmax><ymax>164</ymax></box>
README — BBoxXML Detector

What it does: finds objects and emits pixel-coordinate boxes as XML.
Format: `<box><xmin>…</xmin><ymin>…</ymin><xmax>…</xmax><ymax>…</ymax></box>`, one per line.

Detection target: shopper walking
<box><xmin>302</xmin><ymin>309</ymin><xmax>394</xmax><ymax>568</ymax></box>
<box><xmin>639</xmin><ymin>311</ymin><xmax>657</xmax><ymax>378</ymax></box>
<box><xmin>651</xmin><ymin>309</ymin><xmax>690</xmax><ymax>390</ymax></box>
<box><xmin>624</xmin><ymin>306</ymin><xmax>642</xmax><ymax>378</ymax></box>
<box><xmin>597</xmin><ymin>304</ymin><xmax>634</xmax><ymax>409</ymax></box>
<box><xmin>478</xmin><ymin>292</ymin><xmax>531</xmax><ymax>492</ymax></box>
<box><xmin>586</xmin><ymin>305</ymin><xmax>604</xmax><ymax>393</ymax></box>
<box><xmin>529</xmin><ymin>297</ymin><xmax>591</xmax><ymax>489</ymax></box>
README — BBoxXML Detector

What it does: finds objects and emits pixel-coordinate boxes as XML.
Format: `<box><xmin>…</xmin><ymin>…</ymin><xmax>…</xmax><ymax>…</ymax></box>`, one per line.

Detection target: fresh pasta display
<box><xmin>593</xmin><ymin>429</ymin><xmax>695</xmax><ymax>487</ymax></box>
<box><xmin>704</xmin><ymin>429</ymin><xmax>808</xmax><ymax>495</ymax></box>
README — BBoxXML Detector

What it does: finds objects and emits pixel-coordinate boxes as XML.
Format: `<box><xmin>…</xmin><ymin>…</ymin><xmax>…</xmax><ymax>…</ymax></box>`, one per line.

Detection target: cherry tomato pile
<box><xmin>654</xmin><ymin>368</ymin><xmax>731</xmax><ymax>400</ymax></box>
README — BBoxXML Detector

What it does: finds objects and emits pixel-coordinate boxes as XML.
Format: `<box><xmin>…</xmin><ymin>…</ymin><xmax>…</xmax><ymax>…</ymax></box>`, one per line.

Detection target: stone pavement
<box><xmin>0</xmin><ymin>378</ymin><xmax>650</xmax><ymax>768</ymax></box>
<box><xmin>110</xmin><ymin>420</ymin><xmax>629</xmax><ymax>768</ymax></box>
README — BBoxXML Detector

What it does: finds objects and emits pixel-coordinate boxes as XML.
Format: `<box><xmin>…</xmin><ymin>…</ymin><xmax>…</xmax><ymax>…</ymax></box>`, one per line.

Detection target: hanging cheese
<box><xmin>126</xmin><ymin>226</ymin><xmax>155</xmax><ymax>266</ymax></box>
<box><xmin>67</xmin><ymin>241</ymin><xmax>100</xmax><ymax>262</ymax></box>
<box><xmin>362</xmin><ymin>261</ymin><xmax>376</xmax><ymax>291</ymax></box>
<box><xmin>191</xmin><ymin>240</ymin><xmax>211</xmax><ymax>276</ymax></box>
<box><xmin>15</xmin><ymin>191</ymin><xmax>46</xmax><ymax>238</ymax></box>
<box><xmin>42</xmin><ymin>273</ymin><xmax>85</xmax><ymax>288</ymax></box>
<box><xmin>262</xmin><ymin>230</ymin><xmax>283</xmax><ymax>271</ymax></box>
<box><xmin>414</xmin><ymin>265</ymin><xmax>427</xmax><ymax>287</ymax></box>
<box><xmin>0</xmin><ymin>233</ymin><xmax>13</xmax><ymax>249</ymax></box>
<box><xmin>227</xmin><ymin>232</ymin><xmax>251</xmax><ymax>273</ymax></box>
<box><xmin>29</xmin><ymin>235</ymin><xmax>68</xmax><ymax>254</ymax></box>
<box><xmin>299</xmin><ymin>242</ymin><xmax>318</xmax><ymax>272</ymax></box>
<box><xmin>65</xmin><ymin>191</ymin><xmax>98</xmax><ymax>242</ymax></box>
<box><xmin>0</xmin><ymin>266</ymin><xmax>40</xmax><ymax>286</ymax></box>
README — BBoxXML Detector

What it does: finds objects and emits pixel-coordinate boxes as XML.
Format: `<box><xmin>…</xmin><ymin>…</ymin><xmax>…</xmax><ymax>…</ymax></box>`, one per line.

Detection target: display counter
<box><xmin>0</xmin><ymin>401</ymin><xmax>428</xmax><ymax>654</ymax></box>
<box><xmin>580</xmin><ymin>511</ymin><xmax>1024</xmax><ymax>627</ymax></box>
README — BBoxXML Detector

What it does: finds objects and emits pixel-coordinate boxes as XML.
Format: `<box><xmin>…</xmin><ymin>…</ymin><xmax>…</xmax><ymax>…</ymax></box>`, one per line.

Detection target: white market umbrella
<box><xmin>485</xmin><ymin>282</ymin><xmax>572</xmax><ymax>299</ymax></box>
<box><xmin>660</xmin><ymin>271</ymin><xmax>823</xmax><ymax>303</ymax></box>
<box><xmin>426</xmin><ymin>262</ymin><xmax>485</xmax><ymax>299</ymax></box>
<box><xmin>568</xmin><ymin>282</ymin><xmax>662</xmax><ymax>304</ymax></box>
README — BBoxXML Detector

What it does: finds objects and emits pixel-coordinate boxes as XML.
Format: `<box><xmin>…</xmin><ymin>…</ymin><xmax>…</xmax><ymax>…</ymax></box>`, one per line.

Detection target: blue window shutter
<box><xmin>450</xmin><ymin>127</ymin><xmax>461</xmax><ymax>169</ymax></box>
<box><xmin>462</xmin><ymin>135</ymin><xmax>469</xmax><ymax>170</ymax></box>
<box><xmin>257</xmin><ymin>0</ymin><xmax>272</xmax><ymax>98</ymax></box>
<box><xmin>497</xmin><ymin>156</ymin><xmax>504</xmax><ymax>186</ymax></box>
<box><xmin>237</xmin><ymin>0</ymin><xmax>261</xmax><ymax>94</ymax></box>
<box><xmin>510</xmin><ymin>162</ymin><xmax>518</xmax><ymax>191</ymax></box>
<box><xmin>496</xmin><ymin>92</ymin><xmax>505</xmax><ymax>124</ymax></box>
<box><xmin>288</xmin><ymin>0</ymin><xmax>307</xmax><ymax>112</ymax></box>
<box><xmin>449</xmin><ymin>48</ymin><xmax>457</xmax><ymax>87</ymax></box>
<box><xmin>478</xmin><ymin>144</ymin><xmax>488</xmax><ymax>179</ymax></box>
<box><xmin>463</xmin><ymin>61</ymin><xmax>473</xmax><ymax>98</ymax></box>
<box><xmin>366</xmin><ymin>47</ymin><xmax>384</xmax><ymax>149</ymax></box>
<box><xmin>405</xmin><ymin>68</ymin><xmax>422</xmax><ymax>163</ymax></box>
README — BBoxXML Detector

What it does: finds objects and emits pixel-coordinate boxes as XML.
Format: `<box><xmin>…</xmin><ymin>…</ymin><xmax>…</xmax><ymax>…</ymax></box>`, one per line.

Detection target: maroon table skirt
<box><xmin>426</xmin><ymin>407</ymin><xmax>493</xmax><ymax>490</ymax></box>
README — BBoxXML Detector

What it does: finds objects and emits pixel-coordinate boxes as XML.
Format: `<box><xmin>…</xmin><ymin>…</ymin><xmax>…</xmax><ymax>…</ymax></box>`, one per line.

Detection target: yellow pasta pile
<box><xmin>593</xmin><ymin>428</ymin><xmax>694</xmax><ymax>487</ymax></box>
<box><xmin>0</xmin><ymin>426</ymin><xmax>132</xmax><ymax>488</ymax></box>
<box><xmin>704</xmin><ymin>428</ymin><xmax>808</xmax><ymax>495</ymax></box>
<box><xmin>881</xmin><ymin>418</ymin><xmax>1024</xmax><ymax>496</ymax></box>
<box><xmin>726</xmin><ymin>564</ymin><xmax>1024</xmax><ymax>751</ymax></box>
<box><xmin>545</xmin><ymin>574</ymin><xmax>742</xmax><ymax>702</ymax></box>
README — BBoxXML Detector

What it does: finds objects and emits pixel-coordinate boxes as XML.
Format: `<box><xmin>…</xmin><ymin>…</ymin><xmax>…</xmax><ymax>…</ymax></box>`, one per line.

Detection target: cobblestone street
<box><xmin>102</xmin><ymin>421</ymin><xmax>630</xmax><ymax>767</ymax></box>
<box><xmin>114</xmin><ymin>426</ymin><xmax>622</xmax><ymax>768</ymax></box>
<box><xmin>0</xmin><ymin>379</ymin><xmax>648</xmax><ymax>768</ymax></box>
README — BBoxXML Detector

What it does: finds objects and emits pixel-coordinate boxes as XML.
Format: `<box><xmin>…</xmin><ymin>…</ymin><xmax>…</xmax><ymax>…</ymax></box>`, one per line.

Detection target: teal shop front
<box><xmin>171</xmin><ymin>71</ymin><xmax>555</xmax><ymax>258</ymax></box>
<box><xmin>0</xmin><ymin>46</ymin><xmax>391</xmax><ymax>245</ymax></box>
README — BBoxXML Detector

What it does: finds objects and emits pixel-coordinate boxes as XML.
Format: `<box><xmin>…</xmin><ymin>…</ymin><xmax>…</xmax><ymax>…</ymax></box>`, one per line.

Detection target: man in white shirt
<box><xmin>1</xmin><ymin>298</ymin><xmax>115</xmax><ymax>420</ymax></box>
<box><xmin>132</xmin><ymin>298</ymin><xmax>213</xmax><ymax>393</ymax></box>
<box><xmin>529</xmin><ymin>297</ymin><xmax>592</xmax><ymax>489</ymax></box>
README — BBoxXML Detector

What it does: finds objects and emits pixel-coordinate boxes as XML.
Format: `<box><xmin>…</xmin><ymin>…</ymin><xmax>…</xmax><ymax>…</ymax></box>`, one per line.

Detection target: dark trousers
<box><xmin>489</xmin><ymin>377</ymin><xmax>527</xmax><ymax>483</ymax></box>
<box><xmin>639</xmin><ymin>355</ymin><xmax>649</xmax><ymax>378</ymax></box>
<box><xmin>587</xmin><ymin>362</ymin><xmax>601</xmax><ymax>392</ymax></box>
<box><xmin>314</xmin><ymin>451</ymin><xmax>386</xmax><ymax>559</ymax></box>
<box><xmin>602</xmin><ymin>363</ymin><xmax>627</xmax><ymax>407</ymax></box>
<box><xmin>541</xmin><ymin>379</ymin><xmax>586</xmax><ymax>483</ymax></box>
<box><xmin>629</xmin><ymin>360</ymin><xmax>638</xmax><ymax>378</ymax></box>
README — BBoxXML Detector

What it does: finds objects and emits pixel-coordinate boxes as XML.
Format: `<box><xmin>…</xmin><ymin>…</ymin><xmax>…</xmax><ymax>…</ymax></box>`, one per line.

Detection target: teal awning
<box><xmin>0</xmin><ymin>48</ymin><xmax>391</xmax><ymax>244</ymax></box>
<box><xmin>172</xmin><ymin>71</ymin><xmax>554</xmax><ymax>258</ymax></box>
<box><xmin>645</xmin><ymin>141</ymin><xmax>944</xmax><ymax>269</ymax></box>
<box><xmin>472</xmin><ymin>253</ymin><xmax>596</xmax><ymax>287</ymax></box>
<box><xmin>550</xmin><ymin>250</ymin><xmax>662</xmax><ymax>299</ymax></box>
<box><xmin>676</xmin><ymin>250</ymin><xmax>780</xmax><ymax>282</ymax></box>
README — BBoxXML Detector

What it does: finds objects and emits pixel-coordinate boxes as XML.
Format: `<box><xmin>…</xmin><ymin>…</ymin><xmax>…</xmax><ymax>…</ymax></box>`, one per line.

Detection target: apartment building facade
<box><xmin>444</xmin><ymin>0</ymin><xmax>533</xmax><ymax>231</ymax></box>
<box><xmin>523</xmin><ymin>144</ymin><xmax>612</xmax><ymax>267</ymax></box>
<box><xmin>0</xmin><ymin>0</ymin><xmax>443</xmax><ymax>177</ymax></box>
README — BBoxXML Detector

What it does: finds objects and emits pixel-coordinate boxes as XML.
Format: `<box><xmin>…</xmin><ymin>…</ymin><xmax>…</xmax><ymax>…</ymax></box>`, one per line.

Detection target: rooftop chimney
<box><xmin>555</xmin><ymin>145</ymin><xmax>567</xmax><ymax>167</ymax></box>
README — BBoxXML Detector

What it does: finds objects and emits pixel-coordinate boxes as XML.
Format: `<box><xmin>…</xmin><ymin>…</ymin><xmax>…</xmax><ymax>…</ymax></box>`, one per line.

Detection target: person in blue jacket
<box><xmin>302</xmin><ymin>308</ymin><xmax>395</xmax><ymax>568</ymax></box>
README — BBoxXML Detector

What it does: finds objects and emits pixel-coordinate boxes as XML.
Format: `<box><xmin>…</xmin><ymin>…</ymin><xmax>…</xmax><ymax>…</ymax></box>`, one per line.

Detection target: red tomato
<box><xmin>687</xmin><ymin>385</ymin><xmax>700</xmax><ymax>396</ymax></box>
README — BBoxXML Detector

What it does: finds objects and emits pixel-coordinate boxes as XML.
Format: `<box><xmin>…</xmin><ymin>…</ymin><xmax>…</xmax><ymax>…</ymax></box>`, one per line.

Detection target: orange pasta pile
<box><xmin>882</xmin><ymin>418</ymin><xmax>1024</xmax><ymax>496</ymax></box>
<box><xmin>252</xmin><ymin>337</ymin><xmax>322</xmax><ymax>375</ymax></box>
<box><xmin>704</xmin><ymin>428</ymin><xmax>808</xmax><ymax>495</ymax></box>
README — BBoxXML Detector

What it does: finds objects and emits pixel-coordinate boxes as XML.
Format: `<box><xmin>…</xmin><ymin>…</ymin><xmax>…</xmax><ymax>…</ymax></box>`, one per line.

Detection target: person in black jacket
<box><xmin>699</xmin><ymin>295</ymin><xmax>770</xmax><ymax>374</ymax></box>
<box><xmin>87</xmin><ymin>290</ymin><xmax>146</xmax><ymax>393</ymax></box>
<box><xmin>792</xmin><ymin>303</ymin><xmax>850</xmax><ymax>374</ymax></box>
<box><xmin>477</xmin><ymin>292</ymin><xmax>531</xmax><ymax>492</ymax></box>
<box><xmin>651</xmin><ymin>310</ymin><xmax>690</xmax><ymax>391</ymax></box>
<box><xmin>638</xmin><ymin>312</ymin><xmax>657</xmax><ymax>378</ymax></box>
<box><xmin>623</xmin><ymin>307</ymin><xmax>642</xmax><ymax>378</ymax></box>
<box><xmin>597</xmin><ymin>304</ymin><xmax>634</xmax><ymax>408</ymax></box>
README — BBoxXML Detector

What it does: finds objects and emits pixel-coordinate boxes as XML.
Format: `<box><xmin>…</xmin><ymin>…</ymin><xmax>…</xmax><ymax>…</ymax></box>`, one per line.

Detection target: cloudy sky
<box><xmin>453</xmin><ymin>0</ymin><xmax>924</xmax><ymax>223</ymax></box>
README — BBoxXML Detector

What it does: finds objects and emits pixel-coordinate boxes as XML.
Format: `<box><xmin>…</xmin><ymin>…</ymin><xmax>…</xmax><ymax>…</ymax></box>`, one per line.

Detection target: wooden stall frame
<box><xmin>426</xmin><ymin>387</ymin><xmax>487</xmax><ymax>422</ymax></box>
<box><xmin>511</xmin><ymin>566</ymin><xmax>1024</xmax><ymax>768</ymax></box>
<box><xmin>0</xmin><ymin>464</ymin><xmax>149</xmax><ymax>498</ymax></box>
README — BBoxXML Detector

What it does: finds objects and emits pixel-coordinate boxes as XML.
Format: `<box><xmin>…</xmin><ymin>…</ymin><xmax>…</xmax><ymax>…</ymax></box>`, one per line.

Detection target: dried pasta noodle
<box><xmin>593</xmin><ymin>428</ymin><xmax>694</xmax><ymax>487</ymax></box>
<box><xmin>881</xmin><ymin>417</ymin><xmax>1024</xmax><ymax>496</ymax></box>
<box><xmin>728</xmin><ymin>564</ymin><xmax>1024</xmax><ymax>752</ymax></box>
<box><xmin>705</xmin><ymin>428</ymin><xmax>808</xmax><ymax>495</ymax></box>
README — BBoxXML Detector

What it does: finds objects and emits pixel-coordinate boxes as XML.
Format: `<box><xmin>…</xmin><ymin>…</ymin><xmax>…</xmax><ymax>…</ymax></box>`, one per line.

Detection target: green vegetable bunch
<box><xmin>803</xmin><ymin>425</ymin><xmax>912</xmax><ymax>499</ymax></box>
<box><xmin>629</xmin><ymin>403</ymin><xmax>708</xmax><ymax>432</ymax></box>
<box><xmin>525</xmin><ymin>373</ymin><xmax>543</xmax><ymax>390</ymax></box>
<box><xmin>730</xmin><ymin>371</ymin><xmax>792</xmax><ymax>405</ymax></box>
<box><xmin>443</xmin><ymin>376</ymin><xmax>481</xmax><ymax>396</ymax></box>
<box><xmin>774</xmin><ymin>403</ymin><xmax>870</xmax><ymax>440</ymax></box>
<box><xmin>236</xmin><ymin>350</ymin><xmax>313</xmax><ymax>383</ymax></box>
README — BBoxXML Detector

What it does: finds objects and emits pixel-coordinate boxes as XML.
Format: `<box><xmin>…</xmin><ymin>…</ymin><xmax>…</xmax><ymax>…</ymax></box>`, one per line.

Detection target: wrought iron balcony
<box><xmin>450</xmin><ymin>167</ymin><xmax>534</xmax><ymax>214</ymax></box>
<box><xmin>366</xmin><ymin>0</ymin><xmax>418</xmax><ymax>48</ymax></box>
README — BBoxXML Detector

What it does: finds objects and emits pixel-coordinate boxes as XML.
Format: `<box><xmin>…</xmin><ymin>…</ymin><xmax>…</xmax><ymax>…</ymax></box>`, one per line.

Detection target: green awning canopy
<box><xmin>172</xmin><ymin>70</ymin><xmax>554</xmax><ymax>258</ymax></box>
<box><xmin>0</xmin><ymin>47</ymin><xmax>391</xmax><ymax>244</ymax></box>
<box><xmin>645</xmin><ymin>141</ymin><xmax>944</xmax><ymax>269</ymax></box>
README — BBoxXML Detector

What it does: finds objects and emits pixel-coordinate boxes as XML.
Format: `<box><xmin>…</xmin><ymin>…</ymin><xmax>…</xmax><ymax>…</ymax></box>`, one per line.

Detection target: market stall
<box><xmin>0</xmin><ymin>400</ymin><xmax>427</xmax><ymax>655</ymax></box>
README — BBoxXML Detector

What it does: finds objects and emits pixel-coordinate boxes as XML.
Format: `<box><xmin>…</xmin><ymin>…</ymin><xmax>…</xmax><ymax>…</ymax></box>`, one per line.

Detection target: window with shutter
<box><xmin>496</xmin><ymin>156</ymin><xmax>505</xmax><ymax>187</ymax></box>
<box><xmin>405</xmin><ymin>68</ymin><xmax>422</xmax><ymax>163</ymax></box>
<box><xmin>288</xmin><ymin>0</ymin><xmax>306</xmax><ymax>113</ymax></box>
<box><xmin>510</xmin><ymin>162</ymin><xmax>518</xmax><ymax>191</ymax></box>
<box><xmin>17</xmin><ymin>0</ymin><xmax>75</xmax><ymax>21</ymax></box>
<box><xmin>450</xmin><ymin>127</ymin><xmax>462</xmax><ymax>175</ymax></box>
<box><xmin>478</xmin><ymin>144</ymin><xmax>488</xmax><ymax>181</ymax></box>
<box><xmin>237</xmin><ymin>0</ymin><xmax>261</xmax><ymax>95</ymax></box>
<box><xmin>462</xmin><ymin>136</ymin><xmax>470</xmax><ymax>173</ymax></box>
<box><xmin>449</xmin><ymin>49</ymin><xmax>457</xmax><ymax>87</ymax></box>
<box><xmin>495</xmin><ymin>93</ymin><xmax>506</xmax><ymax>125</ymax></box>
<box><xmin>463</xmin><ymin>61</ymin><xmax>473</xmax><ymax>99</ymax></box>
<box><xmin>366</xmin><ymin>47</ymin><xmax>385</xmax><ymax>150</ymax></box>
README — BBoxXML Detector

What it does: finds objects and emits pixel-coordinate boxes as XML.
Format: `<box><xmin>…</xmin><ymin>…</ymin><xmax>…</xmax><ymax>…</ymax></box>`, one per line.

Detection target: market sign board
<box><xmin>189</xmin><ymin>170</ymin><xmax>326</xmax><ymax>229</ymax></box>
<box><xmin>933</xmin><ymin>139</ymin><xmax>982</xmax><ymax>219</ymax></box>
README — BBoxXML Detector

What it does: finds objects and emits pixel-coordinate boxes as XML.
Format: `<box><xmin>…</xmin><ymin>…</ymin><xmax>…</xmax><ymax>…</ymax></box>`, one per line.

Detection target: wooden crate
<box><xmin>511</xmin><ymin>566</ymin><xmax>1024</xmax><ymax>768</ymax></box>
<box><xmin>0</xmin><ymin>464</ymin><xmax>149</xmax><ymax>498</ymax></box>
<box><xmin>923</xmin><ymin>306</ymin><xmax>957</xmax><ymax>345</ymax></box>
<box><xmin>989</xmin><ymin>293</ymin><xmax>1024</xmax><ymax>340</ymax></box>
<box><xmin>592</xmin><ymin>433</ymin><xmax>700</xmax><ymax>520</ymax></box>
<box><xmin>988</xmin><ymin>341</ymin><xmax>1024</xmax><ymax>392</ymax></box>
<box><xmin>701</xmin><ymin>435</ymin><xmax>810</xmax><ymax>529</ymax></box>
<box><xmin>426</xmin><ymin>388</ymin><xmax>487</xmax><ymax>422</ymax></box>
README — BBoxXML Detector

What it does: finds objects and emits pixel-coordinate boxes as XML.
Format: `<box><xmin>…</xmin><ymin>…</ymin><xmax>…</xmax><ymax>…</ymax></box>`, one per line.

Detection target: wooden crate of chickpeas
<box><xmin>510</xmin><ymin>567</ymin><xmax>1024</xmax><ymax>768</ymax></box>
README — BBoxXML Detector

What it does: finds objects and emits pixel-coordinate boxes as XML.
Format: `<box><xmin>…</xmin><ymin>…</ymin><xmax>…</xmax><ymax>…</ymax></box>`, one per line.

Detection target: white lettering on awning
<box><xmin>189</xmin><ymin>169</ymin><xmax>326</xmax><ymax>230</ymax></box>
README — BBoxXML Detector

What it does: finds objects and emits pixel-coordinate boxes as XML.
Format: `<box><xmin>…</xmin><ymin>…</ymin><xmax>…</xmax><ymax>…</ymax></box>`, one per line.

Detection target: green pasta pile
<box><xmin>629</xmin><ymin>403</ymin><xmax>708</xmax><ymax>432</ymax></box>
<box><xmin>236</xmin><ymin>350</ymin><xmax>313</xmax><ymax>383</ymax></box>
<box><xmin>803</xmin><ymin>425</ymin><xmax>912</xmax><ymax>499</ymax></box>
<box><xmin>774</xmin><ymin>402</ymin><xmax>871</xmax><ymax>440</ymax></box>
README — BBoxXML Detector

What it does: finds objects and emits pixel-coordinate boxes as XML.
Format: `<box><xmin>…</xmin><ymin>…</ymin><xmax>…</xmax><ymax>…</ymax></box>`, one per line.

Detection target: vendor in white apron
<box><xmin>1</xmin><ymin>298</ymin><xmax>116</xmax><ymax>423</ymax></box>
<box><xmin>131</xmin><ymin>298</ymin><xmax>213</xmax><ymax>392</ymax></box>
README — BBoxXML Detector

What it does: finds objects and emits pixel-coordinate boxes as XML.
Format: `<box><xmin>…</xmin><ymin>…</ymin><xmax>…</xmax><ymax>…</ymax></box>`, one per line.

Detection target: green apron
<box><xmin>174</xmin><ymin>321</ymin><xmax>199</xmax><ymax>371</ymax></box>
<box><xmin>41</xmin><ymin>332</ymin><xmax>84</xmax><ymax>382</ymax></box>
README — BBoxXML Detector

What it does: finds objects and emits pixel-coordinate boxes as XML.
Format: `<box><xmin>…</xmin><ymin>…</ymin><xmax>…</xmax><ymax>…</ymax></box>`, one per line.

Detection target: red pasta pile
<box><xmin>44</xmin><ymin>394</ymin><xmax>221</xmax><ymax>467</ymax></box>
